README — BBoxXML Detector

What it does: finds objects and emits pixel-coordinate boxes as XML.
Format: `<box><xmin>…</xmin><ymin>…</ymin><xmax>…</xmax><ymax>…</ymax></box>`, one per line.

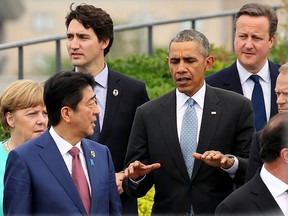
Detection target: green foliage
<box><xmin>107</xmin><ymin>48</ymin><xmax>173</xmax><ymax>99</ymax></box>
<box><xmin>269</xmin><ymin>35</ymin><xmax>288</xmax><ymax>64</ymax></box>
<box><xmin>0</xmin><ymin>126</ymin><xmax>10</xmax><ymax>140</ymax></box>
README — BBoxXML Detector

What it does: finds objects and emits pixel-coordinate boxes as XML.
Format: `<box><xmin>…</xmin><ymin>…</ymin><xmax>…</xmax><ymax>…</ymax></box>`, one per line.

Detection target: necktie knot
<box><xmin>187</xmin><ymin>98</ymin><xmax>195</xmax><ymax>107</ymax></box>
<box><xmin>250</xmin><ymin>74</ymin><xmax>260</xmax><ymax>84</ymax></box>
<box><xmin>69</xmin><ymin>146</ymin><xmax>80</xmax><ymax>157</ymax></box>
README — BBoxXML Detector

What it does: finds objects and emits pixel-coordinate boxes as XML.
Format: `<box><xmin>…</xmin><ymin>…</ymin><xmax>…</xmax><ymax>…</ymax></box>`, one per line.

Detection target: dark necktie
<box><xmin>69</xmin><ymin>147</ymin><xmax>91</xmax><ymax>215</ymax></box>
<box><xmin>180</xmin><ymin>98</ymin><xmax>198</xmax><ymax>178</ymax></box>
<box><xmin>90</xmin><ymin>114</ymin><xmax>100</xmax><ymax>142</ymax></box>
<box><xmin>250</xmin><ymin>75</ymin><xmax>266</xmax><ymax>131</ymax></box>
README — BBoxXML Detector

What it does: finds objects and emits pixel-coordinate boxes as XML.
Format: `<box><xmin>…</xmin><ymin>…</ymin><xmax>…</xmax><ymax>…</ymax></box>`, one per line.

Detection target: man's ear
<box><xmin>101</xmin><ymin>38</ymin><xmax>110</xmax><ymax>50</ymax></box>
<box><xmin>205</xmin><ymin>56</ymin><xmax>215</xmax><ymax>71</ymax></box>
<box><xmin>61</xmin><ymin>106</ymin><xmax>72</xmax><ymax>123</ymax></box>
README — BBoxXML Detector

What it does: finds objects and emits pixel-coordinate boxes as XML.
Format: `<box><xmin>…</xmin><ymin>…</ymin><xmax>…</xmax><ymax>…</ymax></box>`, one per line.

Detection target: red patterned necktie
<box><xmin>69</xmin><ymin>146</ymin><xmax>91</xmax><ymax>215</ymax></box>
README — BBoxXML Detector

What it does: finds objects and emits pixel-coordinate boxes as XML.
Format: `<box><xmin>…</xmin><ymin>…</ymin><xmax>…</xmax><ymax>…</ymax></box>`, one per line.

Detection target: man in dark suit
<box><xmin>123</xmin><ymin>29</ymin><xmax>254</xmax><ymax>215</ymax></box>
<box><xmin>206</xmin><ymin>3</ymin><xmax>279</xmax><ymax>131</ymax></box>
<box><xmin>3</xmin><ymin>71</ymin><xmax>121</xmax><ymax>215</ymax></box>
<box><xmin>246</xmin><ymin>63</ymin><xmax>288</xmax><ymax>181</ymax></box>
<box><xmin>216</xmin><ymin>112</ymin><xmax>288</xmax><ymax>216</ymax></box>
<box><xmin>65</xmin><ymin>4</ymin><xmax>149</xmax><ymax>214</ymax></box>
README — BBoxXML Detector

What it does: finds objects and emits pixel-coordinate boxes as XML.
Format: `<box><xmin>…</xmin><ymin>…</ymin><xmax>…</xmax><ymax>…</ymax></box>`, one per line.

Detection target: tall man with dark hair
<box><xmin>4</xmin><ymin>71</ymin><xmax>121</xmax><ymax>215</ymax></box>
<box><xmin>206</xmin><ymin>3</ymin><xmax>279</xmax><ymax>131</ymax></box>
<box><xmin>65</xmin><ymin>4</ymin><xmax>149</xmax><ymax>214</ymax></box>
<box><xmin>123</xmin><ymin>29</ymin><xmax>254</xmax><ymax>215</ymax></box>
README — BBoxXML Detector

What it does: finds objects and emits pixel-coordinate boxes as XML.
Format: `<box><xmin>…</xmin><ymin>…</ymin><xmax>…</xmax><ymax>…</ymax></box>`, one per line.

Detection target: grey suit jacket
<box><xmin>124</xmin><ymin>85</ymin><xmax>255</xmax><ymax>215</ymax></box>
<box><xmin>216</xmin><ymin>170</ymin><xmax>284</xmax><ymax>216</ymax></box>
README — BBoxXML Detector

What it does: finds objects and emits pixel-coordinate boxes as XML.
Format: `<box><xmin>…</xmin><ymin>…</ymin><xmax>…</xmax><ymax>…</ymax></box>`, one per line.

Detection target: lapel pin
<box><xmin>90</xmin><ymin>159</ymin><xmax>95</xmax><ymax>166</ymax></box>
<box><xmin>90</xmin><ymin>151</ymin><xmax>95</xmax><ymax>158</ymax></box>
<box><xmin>211</xmin><ymin>111</ymin><xmax>217</xmax><ymax>115</ymax></box>
<box><xmin>113</xmin><ymin>89</ymin><xmax>118</xmax><ymax>96</ymax></box>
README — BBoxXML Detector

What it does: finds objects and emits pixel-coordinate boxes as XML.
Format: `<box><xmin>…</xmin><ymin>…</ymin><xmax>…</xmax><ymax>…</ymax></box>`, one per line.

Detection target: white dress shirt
<box><xmin>261</xmin><ymin>165</ymin><xmax>288</xmax><ymax>216</ymax></box>
<box><xmin>93</xmin><ymin>63</ymin><xmax>108</xmax><ymax>131</ymax></box>
<box><xmin>75</xmin><ymin>63</ymin><xmax>109</xmax><ymax>131</ymax></box>
<box><xmin>237</xmin><ymin>59</ymin><xmax>271</xmax><ymax>121</ymax></box>
<box><xmin>176</xmin><ymin>83</ymin><xmax>238</xmax><ymax>176</ymax></box>
<box><xmin>49</xmin><ymin>126</ymin><xmax>91</xmax><ymax>193</ymax></box>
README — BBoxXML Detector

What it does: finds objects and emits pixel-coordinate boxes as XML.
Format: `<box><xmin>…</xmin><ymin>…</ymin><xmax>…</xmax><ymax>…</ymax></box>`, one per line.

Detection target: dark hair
<box><xmin>234</xmin><ymin>3</ymin><xmax>278</xmax><ymax>39</ymax></box>
<box><xmin>169</xmin><ymin>29</ymin><xmax>210</xmax><ymax>57</ymax></box>
<box><xmin>44</xmin><ymin>71</ymin><xmax>96</xmax><ymax>126</ymax></box>
<box><xmin>65</xmin><ymin>3</ymin><xmax>114</xmax><ymax>56</ymax></box>
<box><xmin>260</xmin><ymin>112</ymin><xmax>288</xmax><ymax>163</ymax></box>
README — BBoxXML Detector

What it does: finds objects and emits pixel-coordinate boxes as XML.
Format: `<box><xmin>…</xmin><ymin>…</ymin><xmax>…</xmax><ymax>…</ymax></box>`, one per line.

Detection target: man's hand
<box><xmin>193</xmin><ymin>150</ymin><xmax>235</xmax><ymax>169</ymax></box>
<box><xmin>115</xmin><ymin>172</ymin><xmax>125</xmax><ymax>194</ymax></box>
<box><xmin>123</xmin><ymin>160</ymin><xmax>161</xmax><ymax>180</ymax></box>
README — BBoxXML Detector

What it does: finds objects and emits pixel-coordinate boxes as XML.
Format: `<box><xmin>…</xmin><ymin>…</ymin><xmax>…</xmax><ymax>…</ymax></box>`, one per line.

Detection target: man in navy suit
<box><xmin>3</xmin><ymin>71</ymin><xmax>122</xmax><ymax>215</ymax></box>
<box><xmin>65</xmin><ymin>4</ymin><xmax>149</xmax><ymax>214</ymax></box>
<box><xmin>206</xmin><ymin>3</ymin><xmax>279</xmax><ymax>131</ymax></box>
<box><xmin>216</xmin><ymin>112</ymin><xmax>288</xmax><ymax>216</ymax></box>
<box><xmin>246</xmin><ymin>62</ymin><xmax>288</xmax><ymax>181</ymax></box>
<box><xmin>123</xmin><ymin>29</ymin><xmax>254</xmax><ymax>215</ymax></box>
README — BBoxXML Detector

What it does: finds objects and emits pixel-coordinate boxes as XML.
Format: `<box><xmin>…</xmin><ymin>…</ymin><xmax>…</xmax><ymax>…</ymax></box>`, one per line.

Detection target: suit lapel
<box><xmin>222</xmin><ymin>62</ymin><xmax>243</xmax><ymax>94</ymax></box>
<box><xmin>36</xmin><ymin>131</ymin><xmax>87</xmax><ymax>216</ymax></box>
<box><xmin>250</xmin><ymin>173</ymin><xmax>284</xmax><ymax>215</ymax></box>
<box><xmin>99</xmin><ymin>70</ymin><xmax>122</xmax><ymax>142</ymax></box>
<box><xmin>269</xmin><ymin>61</ymin><xmax>280</xmax><ymax>118</ymax></box>
<box><xmin>191</xmin><ymin>86</ymin><xmax>222</xmax><ymax>181</ymax></box>
<box><xmin>158</xmin><ymin>90</ymin><xmax>191</xmax><ymax>181</ymax></box>
<box><xmin>81</xmin><ymin>139</ymin><xmax>101</xmax><ymax>213</ymax></box>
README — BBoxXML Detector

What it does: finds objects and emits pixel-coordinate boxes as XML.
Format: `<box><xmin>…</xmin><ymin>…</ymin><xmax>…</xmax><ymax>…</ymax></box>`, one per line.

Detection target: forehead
<box><xmin>276</xmin><ymin>73</ymin><xmax>288</xmax><ymax>89</ymax></box>
<box><xmin>67</xmin><ymin>19</ymin><xmax>95</xmax><ymax>35</ymax></box>
<box><xmin>236</xmin><ymin>15</ymin><xmax>270</xmax><ymax>32</ymax></box>
<box><xmin>81</xmin><ymin>86</ymin><xmax>95</xmax><ymax>101</ymax></box>
<box><xmin>169</xmin><ymin>41</ymin><xmax>202</xmax><ymax>57</ymax></box>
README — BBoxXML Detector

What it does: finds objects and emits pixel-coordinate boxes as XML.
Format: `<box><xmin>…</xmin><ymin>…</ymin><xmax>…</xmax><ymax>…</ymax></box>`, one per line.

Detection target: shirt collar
<box><xmin>94</xmin><ymin>62</ymin><xmax>108</xmax><ymax>88</ymax></box>
<box><xmin>177</xmin><ymin>82</ymin><xmax>206</xmax><ymax>111</ymax></box>
<box><xmin>75</xmin><ymin>63</ymin><xmax>108</xmax><ymax>88</ymax></box>
<box><xmin>49</xmin><ymin>126</ymin><xmax>82</xmax><ymax>156</ymax></box>
<box><xmin>260</xmin><ymin>165</ymin><xmax>288</xmax><ymax>198</ymax></box>
<box><xmin>237</xmin><ymin>59</ymin><xmax>270</xmax><ymax>84</ymax></box>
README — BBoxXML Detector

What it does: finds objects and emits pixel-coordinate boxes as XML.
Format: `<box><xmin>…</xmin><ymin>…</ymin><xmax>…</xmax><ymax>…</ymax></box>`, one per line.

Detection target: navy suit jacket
<box><xmin>124</xmin><ymin>85</ymin><xmax>255</xmax><ymax>215</ymax></box>
<box><xmin>246</xmin><ymin>130</ymin><xmax>263</xmax><ymax>181</ymax></box>
<box><xmin>206</xmin><ymin>61</ymin><xmax>280</xmax><ymax>119</ymax></box>
<box><xmin>4</xmin><ymin>130</ymin><xmax>121</xmax><ymax>216</ymax></box>
<box><xmin>216</xmin><ymin>170</ymin><xmax>284</xmax><ymax>216</ymax></box>
<box><xmin>87</xmin><ymin>68</ymin><xmax>149</xmax><ymax>214</ymax></box>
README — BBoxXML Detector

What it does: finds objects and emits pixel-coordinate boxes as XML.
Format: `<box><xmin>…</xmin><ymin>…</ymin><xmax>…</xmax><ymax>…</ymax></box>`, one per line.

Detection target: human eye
<box><xmin>170</xmin><ymin>58</ymin><xmax>179</xmax><ymax>64</ymax></box>
<box><xmin>27</xmin><ymin>112</ymin><xmax>37</xmax><ymax>118</ymax></box>
<box><xmin>66</xmin><ymin>34</ymin><xmax>73</xmax><ymax>40</ymax></box>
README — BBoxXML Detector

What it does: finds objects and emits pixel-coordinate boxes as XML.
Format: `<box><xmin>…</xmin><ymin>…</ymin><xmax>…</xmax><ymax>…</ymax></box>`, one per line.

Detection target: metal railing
<box><xmin>0</xmin><ymin>4</ymin><xmax>283</xmax><ymax>79</ymax></box>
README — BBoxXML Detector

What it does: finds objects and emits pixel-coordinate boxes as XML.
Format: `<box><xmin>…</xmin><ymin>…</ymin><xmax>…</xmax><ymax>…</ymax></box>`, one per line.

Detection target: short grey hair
<box><xmin>169</xmin><ymin>29</ymin><xmax>210</xmax><ymax>57</ymax></box>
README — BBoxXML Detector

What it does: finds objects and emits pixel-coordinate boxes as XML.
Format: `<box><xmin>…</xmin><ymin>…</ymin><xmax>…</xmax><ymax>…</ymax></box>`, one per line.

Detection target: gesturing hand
<box><xmin>123</xmin><ymin>160</ymin><xmax>161</xmax><ymax>180</ymax></box>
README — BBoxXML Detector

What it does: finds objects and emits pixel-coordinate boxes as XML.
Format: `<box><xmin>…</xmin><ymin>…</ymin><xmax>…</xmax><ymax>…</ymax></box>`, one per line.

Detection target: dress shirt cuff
<box><xmin>221</xmin><ymin>154</ymin><xmax>239</xmax><ymax>178</ymax></box>
<box><xmin>129</xmin><ymin>175</ymin><xmax>146</xmax><ymax>185</ymax></box>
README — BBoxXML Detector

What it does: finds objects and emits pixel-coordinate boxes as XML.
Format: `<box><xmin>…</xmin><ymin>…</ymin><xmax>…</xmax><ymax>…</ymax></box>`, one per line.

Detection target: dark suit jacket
<box><xmin>123</xmin><ymin>85</ymin><xmax>255</xmax><ymax>215</ymax></box>
<box><xmin>216</xmin><ymin>170</ymin><xmax>284</xmax><ymax>216</ymax></box>
<box><xmin>4</xmin><ymin>131</ymin><xmax>121</xmax><ymax>216</ymax></box>
<box><xmin>246</xmin><ymin>130</ymin><xmax>263</xmax><ymax>182</ymax></box>
<box><xmin>205</xmin><ymin>61</ymin><xmax>280</xmax><ymax>119</ymax></box>
<box><xmin>87</xmin><ymin>68</ymin><xmax>149</xmax><ymax>214</ymax></box>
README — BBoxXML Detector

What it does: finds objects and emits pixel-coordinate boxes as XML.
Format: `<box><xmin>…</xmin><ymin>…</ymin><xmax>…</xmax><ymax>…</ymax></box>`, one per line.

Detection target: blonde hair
<box><xmin>0</xmin><ymin>80</ymin><xmax>44</xmax><ymax>131</ymax></box>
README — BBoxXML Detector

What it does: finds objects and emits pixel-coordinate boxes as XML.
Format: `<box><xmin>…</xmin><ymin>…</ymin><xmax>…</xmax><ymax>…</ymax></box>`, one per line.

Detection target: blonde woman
<box><xmin>0</xmin><ymin>80</ymin><xmax>48</xmax><ymax>215</ymax></box>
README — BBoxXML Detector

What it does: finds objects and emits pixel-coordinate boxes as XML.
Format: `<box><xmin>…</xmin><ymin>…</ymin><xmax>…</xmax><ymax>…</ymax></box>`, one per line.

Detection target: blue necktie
<box><xmin>180</xmin><ymin>98</ymin><xmax>198</xmax><ymax>178</ymax></box>
<box><xmin>250</xmin><ymin>75</ymin><xmax>266</xmax><ymax>131</ymax></box>
<box><xmin>90</xmin><ymin>114</ymin><xmax>100</xmax><ymax>142</ymax></box>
